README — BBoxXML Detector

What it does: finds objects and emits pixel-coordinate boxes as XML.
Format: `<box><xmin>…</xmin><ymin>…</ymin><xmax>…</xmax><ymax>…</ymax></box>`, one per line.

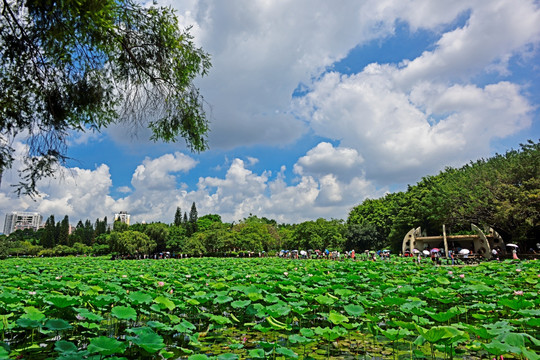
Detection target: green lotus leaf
<box><xmin>128</xmin><ymin>291</ymin><xmax>153</xmax><ymax>305</ymax></box>
<box><xmin>111</xmin><ymin>306</ymin><xmax>137</xmax><ymax>321</ymax></box>
<box><xmin>275</xmin><ymin>346</ymin><xmax>298</xmax><ymax>359</ymax></box>
<box><xmin>73</xmin><ymin>307</ymin><xmax>104</xmax><ymax>322</ymax></box>
<box><xmin>334</xmin><ymin>288</ymin><xmax>354</xmax><ymax>298</ymax></box>
<box><xmin>415</xmin><ymin>325</ymin><xmax>454</xmax><ymax>344</ymax></box>
<box><xmin>147</xmin><ymin>321</ymin><xmax>172</xmax><ymax>331</ymax></box>
<box><xmin>21</xmin><ymin>306</ymin><xmax>45</xmax><ymax>322</ymax></box>
<box><xmin>314</xmin><ymin>295</ymin><xmax>335</xmax><ymax>306</ymax></box>
<box><xmin>188</xmin><ymin>354</ymin><xmax>209</xmax><ymax>360</ymax></box>
<box><xmin>54</xmin><ymin>340</ymin><xmax>78</xmax><ymax>354</ymax></box>
<box><xmin>87</xmin><ymin>336</ymin><xmax>126</xmax><ymax>356</ymax></box>
<box><xmin>435</xmin><ymin>277</ymin><xmax>451</xmax><ymax>285</ymax></box>
<box><xmin>288</xmin><ymin>334</ymin><xmax>310</xmax><ymax>344</ymax></box>
<box><xmin>520</xmin><ymin>347</ymin><xmax>540</xmax><ymax>360</ymax></box>
<box><xmin>45</xmin><ymin>319</ymin><xmax>72</xmax><ymax>331</ymax></box>
<box><xmin>247</xmin><ymin>292</ymin><xmax>263</xmax><ymax>301</ymax></box>
<box><xmin>154</xmin><ymin>296</ymin><xmax>176</xmax><ymax>311</ymax></box>
<box><xmin>217</xmin><ymin>353</ymin><xmax>239</xmax><ymax>360</ymax></box>
<box><xmin>300</xmin><ymin>327</ymin><xmax>314</xmax><ymax>337</ymax></box>
<box><xmin>126</xmin><ymin>327</ymin><xmax>165</xmax><ymax>353</ymax></box>
<box><xmin>248</xmin><ymin>349</ymin><xmax>265</xmax><ymax>359</ymax></box>
<box><xmin>45</xmin><ymin>295</ymin><xmax>78</xmax><ymax>308</ymax></box>
<box><xmin>267</xmin><ymin>303</ymin><xmax>291</xmax><ymax>318</ymax></box>
<box><xmin>231</xmin><ymin>299</ymin><xmax>251</xmax><ymax>308</ymax></box>
<box><xmin>206</xmin><ymin>314</ymin><xmax>232</xmax><ymax>325</ymax></box>
<box><xmin>16</xmin><ymin>318</ymin><xmax>41</xmax><ymax>328</ymax></box>
<box><xmin>328</xmin><ymin>311</ymin><xmax>349</xmax><ymax>325</ymax></box>
<box><xmin>160</xmin><ymin>349</ymin><xmax>175</xmax><ymax>359</ymax></box>
<box><xmin>482</xmin><ymin>340</ymin><xmax>520</xmax><ymax>356</ymax></box>
<box><xmin>264</xmin><ymin>294</ymin><xmax>280</xmax><ymax>303</ymax></box>
<box><xmin>498</xmin><ymin>298</ymin><xmax>533</xmax><ymax>310</ymax></box>
<box><xmin>344</xmin><ymin>304</ymin><xmax>364</xmax><ymax>317</ymax></box>
<box><xmin>0</xmin><ymin>347</ymin><xmax>9</xmax><ymax>360</ymax></box>
<box><xmin>173</xmin><ymin>319</ymin><xmax>197</xmax><ymax>333</ymax></box>
<box><xmin>381</xmin><ymin>328</ymin><xmax>411</xmax><ymax>341</ymax></box>
<box><xmin>214</xmin><ymin>295</ymin><xmax>233</xmax><ymax>304</ymax></box>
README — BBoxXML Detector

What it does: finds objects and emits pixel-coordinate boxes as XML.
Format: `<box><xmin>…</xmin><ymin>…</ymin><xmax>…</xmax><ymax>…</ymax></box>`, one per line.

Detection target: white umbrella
<box><xmin>412</xmin><ymin>249</ymin><xmax>420</xmax><ymax>254</ymax></box>
<box><xmin>422</xmin><ymin>250</ymin><xmax>430</xmax><ymax>255</ymax></box>
<box><xmin>506</xmin><ymin>244</ymin><xmax>519</xmax><ymax>248</ymax></box>
<box><xmin>459</xmin><ymin>249</ymin><xmax>470</xmax><ymax>255</ymax></box>
<box><xmin>300</xmin><ymin>250</ymin><xmax>307</xmax><ymax>256</ymax></box>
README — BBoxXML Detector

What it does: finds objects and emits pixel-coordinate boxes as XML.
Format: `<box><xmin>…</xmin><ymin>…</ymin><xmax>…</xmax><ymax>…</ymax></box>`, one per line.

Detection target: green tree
<box><xmin>1</xmin><ymin>0</ymin><xmax>211</xmax><ymax>195</ymax></box>
<box><xmin>144</xmin><ymin>223</ymin><xmax>169</xmax><ymax>253</ymax></box>
<box><xmin>174</xmin><ymin>207</ymin><xmax>182</xmax><ymax>226</ymax></box>
<box><xmin>187</xmin><ymin>202</ymin><xmax>198</xmax><ymax>236</ymax></box>
<box><xmin>40</xmin><ymin>215</ymin><xmax>56</xmax><ymax>248</ymax></box>
<box><xmin>292</xmin><ymin>218</ymin><xmax>345</xmax><ymax>251</ymax></box>
<box><xmin>83</xmin><ymin>219</ymin><xmax>95</xmax><ymax>246</ymax></box>
<box><xmin>58</xmin><ymin>215</ymin><xmax>70</xmax><ymax>246</ymax></box>
<box><xmin>113</xmin><ymin>220</ymin><xmax>129</xmax><ymax>233</ymax></box>
<box><xmin>197</xmin><ymin>214</ymin><xmax>222</xmax><ymax>232</ymax></box>
<box><xmin>109</xmin><ymin>230</ymin><xmax>155</xmax><ymax>255</ymax></box>
<box><xmin>95</xmin><ymin>217</ymin><xmax>108</xmax><ymax>236</ymax></box>
<box><xmin>166</xmin><ymin>225</ymin><xmax>187</xmax><ymax>253</ymax></box>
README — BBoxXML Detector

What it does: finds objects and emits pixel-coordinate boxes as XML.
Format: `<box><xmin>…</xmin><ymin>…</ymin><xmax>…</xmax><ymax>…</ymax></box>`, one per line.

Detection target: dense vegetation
<box><xmin>0</xmin><ymin>0</ymin><xmax>211</xmax><ymax>196</ymax></box>
<box><xmin>347</xmin><ymin>140</ymin><xmax>539</xmax><ymax>252</ymax></box>
<box><xmin>0</xmin><ymin>256</ymin><xmax>538</xmax><ymax>359</ymax></box>
<box><xmin>1</xmin><ymin>141</ymin><xmax>538</xmax><ymax>257</ymax></box>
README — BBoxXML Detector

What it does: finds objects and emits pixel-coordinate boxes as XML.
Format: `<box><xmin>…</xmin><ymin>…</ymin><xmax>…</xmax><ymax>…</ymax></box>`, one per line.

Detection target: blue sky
<box><xmin>1</xmin><ymin>0</ymin><xmax>539</xmax><ymax>228</ymax></box>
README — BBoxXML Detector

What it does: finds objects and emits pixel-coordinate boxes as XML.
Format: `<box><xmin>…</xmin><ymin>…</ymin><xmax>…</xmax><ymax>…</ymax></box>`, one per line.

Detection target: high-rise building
<box><xmin>3</xmin><ymin>211</ymin><xmax>43</xmax><ymax>235</ymax></box>
<box><xmin>114</xmin><ymin>211</ymin><xmax>130</xmax><ymax>225</ymax></box>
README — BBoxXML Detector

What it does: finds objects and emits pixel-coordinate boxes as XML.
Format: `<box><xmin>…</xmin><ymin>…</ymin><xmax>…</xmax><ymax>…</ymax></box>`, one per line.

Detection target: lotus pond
<box><xmin>0</xmin><ymin>257</ymin><xmax>538</xmax><ymax>359</ymax></box>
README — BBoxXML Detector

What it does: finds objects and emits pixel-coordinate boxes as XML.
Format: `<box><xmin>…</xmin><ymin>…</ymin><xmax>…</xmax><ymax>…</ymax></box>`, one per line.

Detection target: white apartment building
<box><xmin>114</xmin><ymin>211</ymin><xmax>130</xmax><ymax>225</ymax></box>
<box><xmin>3</xmin><ymin>211</ymin><xmax>43</xmax><ymax>235</ymax></box>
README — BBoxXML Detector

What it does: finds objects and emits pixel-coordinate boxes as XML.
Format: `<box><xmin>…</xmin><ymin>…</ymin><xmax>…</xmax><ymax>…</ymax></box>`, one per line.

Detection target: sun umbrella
<box><xmin>459</xmin><ymin>249</ymin><xmax>470</xmax><ymax>254</ymax></box>
<box><xmin>431</xmin><ymin>248</ymin><xmax>440</xmax><ymax>252</ymax></box>
<box><xmin>422</xmin><ymin>250</ymin><xmax>430</xmax><ymax>255</ymax></box>
<box><xmin>412</xmin><ymin>249</ymin><xmax>420</xmax><ymax>254</ymax></box>
<box><xmin>506</xmin><ymin>244</ymin><xmax>519</xmax><ymax>248</ymax></box>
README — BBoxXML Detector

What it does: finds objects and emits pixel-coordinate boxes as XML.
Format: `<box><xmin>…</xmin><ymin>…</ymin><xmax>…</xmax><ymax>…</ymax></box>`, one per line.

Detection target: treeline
<box><xmin>347</xmin><ymin>140</ymin><xmax>539</xmax><ymax>251</ymax></box>
<box><xmin>0</xmin><ymin>203</ymin><xmax>347</xmax><ymax>257</ymax></box>
<box><xmin>1</xmin><ymin>141</ymin><xmax>537</xmax><ymax>258</ymax></box>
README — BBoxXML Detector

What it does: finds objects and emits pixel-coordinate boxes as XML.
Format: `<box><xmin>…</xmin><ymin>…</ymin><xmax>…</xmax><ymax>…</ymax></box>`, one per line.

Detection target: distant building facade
<box><xmin>3</xmin><ymin>211</ymin><xmax>43</xmax><ymax>235</ymax></box>
<box><xmin>114</xmin><ymin>211</ymin><xmax>130</xmax><ymax>225</ymax></box>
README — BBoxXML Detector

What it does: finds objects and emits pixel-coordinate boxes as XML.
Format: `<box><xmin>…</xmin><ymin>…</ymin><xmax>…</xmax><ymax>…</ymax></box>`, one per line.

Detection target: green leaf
<box><xmin>248</xmin><ymin>349</ymin><xmax>266</xmax><ymax>359</ymax></box>
<box><xmin>214</xmin><ymin>295</ymin><xmax>233</xmax><ymax>304</ymax></box>
<box><xmin>88</xmin><ymin>336</ymin><xmax>126</xmax><ymax>356</ymax></box>
<box><xmin>127</xmin><ymin>327</ymin><xmax>165</xmax><ymax>353</ymax></box>
<box><xmin>45</xmin><ymin>319</ymin><xmax>72</xmax><ymax>331</ymax></box>
<box><xmin>288</xmin><ymin>334</ymin><xmax>310</xmax><ymax>344</ymax></box>
<box><xmin>21</xmin><ymin>306</ymin><xmax>45</xmax><ymax>321</ymax></box>
<box><xmin>482</xmin><ymin>340</ymin><xmax>520</xmax><ymax>356</ymax></box>
<box><xmin>315</xmin><ymin>295</ymin><xmax>335</xmax><ymax>306</ymax></box>
<box><xmin>111</xmin><ymin>306</ymin><xmax>137</xmax><ymax>321</ymax></box>
<box><xmin>54</xmin><ymin>340</ymin><xmax>78</xmax><ymax>354</ymax></box>
<box><xmin>188</xmin><ymin>355</ymin><xmax>209</xmax><ymax>360</ymax></box>
<box><xmin>275</xmin><ymin>346</ymin><xmax>298</xmax><ymax>359</ymax></box>
<box><xmin>344</xmin><ymin>304</ymin><xmax>364</xmax><ymax>317</ymax></box>
<box><xmin>16</xmin><ymin>318</ymin><xmax>41</xmax><ymax>328</ymax></box>
<box><xmin>154</xmin><ymin>296</ymin><xmax>176</xmax><ymax>311</ymax></box>
<box><xmin>231</xmin><ymin>299</ymin><xmax>251</xmax><ymax>308</ymax></box>
<box><xmin>73</xmin><ymin>307</ymin><xmax>104</xmax><ymax>322</ymax></box>
<box><xmin>217</xmin><ymin>354</ymin><xmax>239</xmax><ymax>360</ymax></box>
<box><xmin>328</xmin><ymin>311</ymin><xmax>349</xmax><ymax>325</ymax></box>
<box><xmin>128</xmin><ymin>291</ymin><xmax>153</xmax><ymax>305</ymax></box>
